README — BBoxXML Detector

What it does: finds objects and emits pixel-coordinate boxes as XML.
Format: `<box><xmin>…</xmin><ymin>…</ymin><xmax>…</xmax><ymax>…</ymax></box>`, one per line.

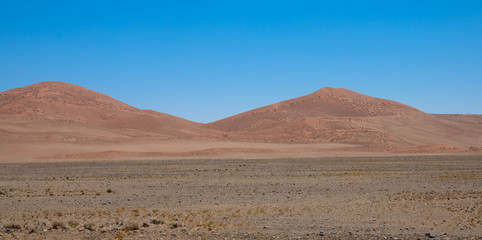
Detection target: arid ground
<box><xmin>1</xmin><ymin>155</ymin><xmax>481</xmax><ymax>239</ymax></box>
<box><xmin>1</xmin><ymin>82</ymin><xmax>481</xmax><ymax>239</ymax></box>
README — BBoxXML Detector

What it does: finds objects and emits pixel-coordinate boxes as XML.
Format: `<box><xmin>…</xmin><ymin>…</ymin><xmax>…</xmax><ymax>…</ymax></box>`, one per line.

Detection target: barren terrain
<box><xmin>1</xmin><ymin>82</ymin><xmax>481</xmax><ymax>239</ymax></box>
<box><xmin>1</xmin><ymin>156</ymin><xmax>481</xmax><ymax>239</ymax></box>
<box><xmin>1</xmin><ymin>81</ymin><xmax>482</xmax><ymax>162</ymax></box>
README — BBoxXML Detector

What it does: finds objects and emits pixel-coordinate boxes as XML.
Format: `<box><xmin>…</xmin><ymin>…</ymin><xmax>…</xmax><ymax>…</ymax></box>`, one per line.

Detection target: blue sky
<box><xmin>1</xmin><ymin>1</ymin><xmax>481</xmax><ymax>123</ymax></box>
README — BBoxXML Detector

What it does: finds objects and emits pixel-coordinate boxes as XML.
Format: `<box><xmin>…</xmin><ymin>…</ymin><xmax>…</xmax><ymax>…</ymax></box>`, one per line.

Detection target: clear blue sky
<box><xmin>1</xmin><ymin>1</ymin><xmax>481</xmax><ymax>123</ymax></box>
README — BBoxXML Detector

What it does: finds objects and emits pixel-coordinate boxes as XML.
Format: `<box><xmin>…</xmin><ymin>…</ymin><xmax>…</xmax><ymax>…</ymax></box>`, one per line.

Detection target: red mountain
<box><xmin>0</xmin><ymin>81</ymin><xmax>216</xmax><ymax>140</ymax></box>
<box><xmin>207</xmin><ymin>87</ymin><xmax>482</xmax><ymax>150</ymax></box>
<box><xmin>1</xmin><ymin>82</ymin><xmax>480</xmax><ymax>155</ymax></box>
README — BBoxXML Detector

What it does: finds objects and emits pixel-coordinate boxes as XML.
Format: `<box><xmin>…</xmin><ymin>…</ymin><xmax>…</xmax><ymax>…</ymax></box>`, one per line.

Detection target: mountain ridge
<box><xmin>0</xmin><ymin>81</ymin><xmax>215</xmax><ymax>140</ymax></box>
<box><xmin>1</xmin><ymin>81</ymin><xmax>481</xmax><ymax>151</ymax></box>
<box><xmin>206</xmin><ymin>87</ymin><xmax>424</xmax><ymax>134</ymax></box>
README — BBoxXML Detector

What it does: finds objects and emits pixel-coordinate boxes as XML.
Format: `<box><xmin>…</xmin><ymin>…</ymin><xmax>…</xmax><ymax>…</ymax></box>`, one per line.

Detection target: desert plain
<box><xmin>1</xmin><ymin>155</ymin><xmax>481</xmax><ymax>239</ymax></box>
<box><xmin>1</xmin><ymin>82</ymin><xmax>481</xmax><ymax>239</ymax></box>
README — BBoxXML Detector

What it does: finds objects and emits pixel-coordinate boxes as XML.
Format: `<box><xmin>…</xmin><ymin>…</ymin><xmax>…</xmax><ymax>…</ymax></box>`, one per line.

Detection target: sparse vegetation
<box><xmin>4</xmin><ymin>222</ymin><xmax>22</xmax><ymax>230</ymax></box>
<box><xmin>121</xmin><ymin>222</ymin><xmax>139</xmax><ymax>232</ymax></box>
<box><xmin>0</xmin><ymin>156</ymin><xmax>480</xmax><ymax>238</ymax></box>
<box><xmin>68</xmin><ymin>220</ymin><xmax>79</xmax><ymax>228</ymax></box>
<box><xmin>117</xmin><ymin>207</ymin><xmax>126</xmax><ymax>214</ymax></box>
<box><xmin>114</xmin><ymin>231</ymin><xmax>125</xmax><ymax>239</ymax></box>
<box><xmin>84</xmin><ymin>223</ymin><xmax>95</xmax><ymax>231</ymax></box>
<box><xmin>150</xmin><ymin>219</ymin><xmax>163</xmax><ymax>225</ymax></box>
<box><xmin>51</xmin><ymin>221</ymin><xmax>65</xmax><ymax>230</ymax></box>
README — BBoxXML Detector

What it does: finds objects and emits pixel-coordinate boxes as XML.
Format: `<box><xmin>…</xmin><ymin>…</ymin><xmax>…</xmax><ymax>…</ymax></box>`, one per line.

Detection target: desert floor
<box><xmin>0</xmin><ymin>155</ymin><xmax>481</xmax><ymax>239</ymax></box>
<box><xmin>0</xmin><ymin>139</ymin><xmax>371</xmax><ymax>163</ymax></box>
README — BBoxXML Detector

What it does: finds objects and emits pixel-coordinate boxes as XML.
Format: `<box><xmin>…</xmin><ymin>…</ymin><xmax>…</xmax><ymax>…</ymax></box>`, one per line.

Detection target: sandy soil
<box><xmin>4</xmin><ymin>138</ymin><xmax>479</xmax><ymax>164</ymax></box>
<box><xmin>0</xmin><ymin>138</ymin><xmax>368</xmax><ymax>163</ymax></box>
<box><xmin>1</xmin><ymin>155</ymin><xmax>481</xmax><ymax>239</ymax></box>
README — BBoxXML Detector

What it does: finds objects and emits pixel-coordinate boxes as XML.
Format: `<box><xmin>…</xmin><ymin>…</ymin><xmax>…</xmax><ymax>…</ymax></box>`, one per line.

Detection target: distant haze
<box><xmin>1</xmin><ymin>1</ymin><xmax>481</xmax><ymax>122</ymax></box>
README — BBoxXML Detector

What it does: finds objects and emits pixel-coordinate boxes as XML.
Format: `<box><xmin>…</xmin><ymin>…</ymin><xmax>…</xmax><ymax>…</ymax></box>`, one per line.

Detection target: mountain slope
<box><xmin>207</xmin><ymin>88</ymin><xmax>482</xmax><ymax>149</ymax></box>
<box><xmin>1</xmin><ymin>82</ymin><xmax>480</xmax><ymax>152</ymax></box>
<box><xmin>208</xmin><ymin>87</ymin><xmax>422</xmax><ymax>132</ymax></box>
<box><xmin>0</xmin><ymin>81</ymin><xmax>216</xmax><ymax>140</ymax></box>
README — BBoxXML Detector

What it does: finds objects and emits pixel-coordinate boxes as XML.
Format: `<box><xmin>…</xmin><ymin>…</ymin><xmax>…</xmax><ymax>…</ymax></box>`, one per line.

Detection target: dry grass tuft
<box><xmin>51</xmin><ymin>221</ymin><xmax>65</xmax><ymax>230</ymax></box>
<box><xmin>84</xmin><ymin>222</ymin><xmax>95</xmax><ymax>231</ymax></box>
<box><xmin>121</xmin><ymin>222</ymin><xmax>139</xmax><ymax>232</ymax></box>
<box><xmin>4</xmin><ymin>222</ymin><xmax>22</xmax><ymax>230</ymax></box>
<box><xmin>151</xmin><ymin>219</ymin><xmax>164</xmax><ymax>225</ymax></box>
<box><xmin>114</xmin><ymin>231</ymin><xmax>125</xmax><ymax>239</ymax></box>
<box><xmin>68</xmin><ymin>220</ymin><xmax>79</xmax><ymax>228</ymax></box>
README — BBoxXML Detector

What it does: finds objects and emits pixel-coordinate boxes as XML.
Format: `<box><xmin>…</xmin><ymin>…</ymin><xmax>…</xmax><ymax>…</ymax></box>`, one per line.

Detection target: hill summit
<box><xmin>0</xmin><ymin>81</ymin><xmax>214</xmax><ymax>139</ymax></box>
<box><xmin>207</xmin><ymin>87</ymin><xmax>422</xmax><ymax>133</ymax></box>
<box><xmin>1</xmin><ymin>81</ymin><xmax>481</xmax><ymax>156</ymax></box>
<box><xmin>206</xmin><ymin>87</ymin><xmax>481</xmax><ymax>150</ymax></box>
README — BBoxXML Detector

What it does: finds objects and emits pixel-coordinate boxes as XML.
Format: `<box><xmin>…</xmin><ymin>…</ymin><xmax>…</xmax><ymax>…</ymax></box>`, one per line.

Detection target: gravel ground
<box><xmin>0</xmin><ymin>155</ymin><xmax>481</xmax><ymax>239</ymax></box>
